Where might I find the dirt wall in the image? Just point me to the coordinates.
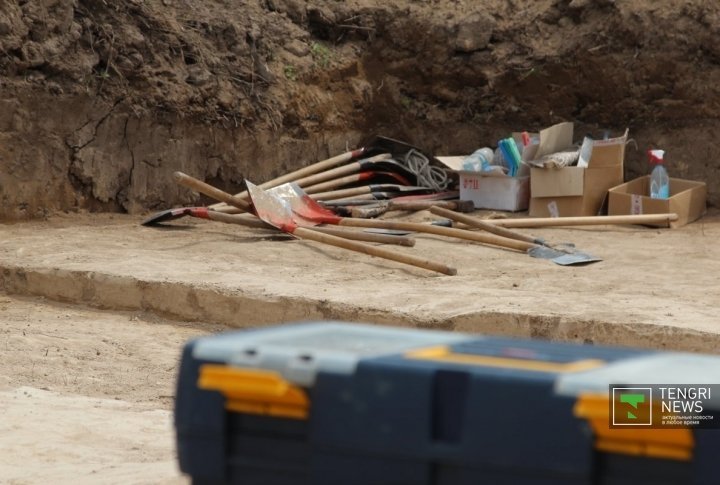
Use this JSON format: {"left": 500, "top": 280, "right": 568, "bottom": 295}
{"left": 1, "top": 0, "right": 719, "bottom": 219}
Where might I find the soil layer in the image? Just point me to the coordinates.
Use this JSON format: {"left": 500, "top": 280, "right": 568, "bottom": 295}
{"left": 2, "top": 1, "right": 720, "bottom": 219}
{"left": 2, "top": 211, "right": 719, "bottom": 353}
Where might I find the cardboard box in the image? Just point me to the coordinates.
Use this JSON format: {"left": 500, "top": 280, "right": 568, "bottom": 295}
{"left": 437, "top": 122, "right": 605, "bottom": 213}
{"left": 459, "top": 172, "right": 530, "bottom": 211}
{"left": 608, "top": 176, "right": 707, "bottom": 228}
{"left": 529, "top": 165, "right": 624, "bottom": 217}
{"left": 529, "top": 128, "right": 628, "bottom": 217}
{"left": 436, "top": 156, "right": 530, "bottom": 211}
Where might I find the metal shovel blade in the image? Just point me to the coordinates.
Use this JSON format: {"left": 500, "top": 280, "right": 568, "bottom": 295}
{"left": 245, "top": 181, "right": 297, "bottom": 234}
{"left": 141, "top": 207, "right": 204, "bottom": 225}
{"left": 370, "top": 160, "right": 419, "bottom": 184}
{"left": 269, "top": 182, "right": 341, "bottom": 224}
{"left": 527, "top": 246, "right": 603, "bottom": 266}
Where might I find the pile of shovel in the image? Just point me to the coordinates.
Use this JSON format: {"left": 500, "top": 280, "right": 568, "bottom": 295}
{"left": 206, "top": 136, "right": 457, "bottom": 213}
{"left": 142, "top": 140, "right": 681, "bottom": 276}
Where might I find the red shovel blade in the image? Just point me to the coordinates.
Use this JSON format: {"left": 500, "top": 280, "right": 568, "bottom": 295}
{"left": 362, "top": 171, "right": 412, "bottom": 187}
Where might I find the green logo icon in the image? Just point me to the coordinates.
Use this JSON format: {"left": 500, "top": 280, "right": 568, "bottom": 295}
{"left": 611, "top": 387, "right": 652, "bottom": 426}
{"left": 620, "top": 393, "right": 646, "bottom": 419}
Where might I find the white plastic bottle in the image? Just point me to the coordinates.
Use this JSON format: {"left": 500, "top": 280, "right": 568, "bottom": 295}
{"left": 462, "top": 147, "right": 494, "bottom": 172}
{"left": 648, "top": 149, "right": 670, "bottom": 199}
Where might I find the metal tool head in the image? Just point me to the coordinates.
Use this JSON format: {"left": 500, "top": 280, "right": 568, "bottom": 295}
{"left": 268, "top": 183, "right": 341, "bottom": 224}
{"left": 389, "top": 190, "right": 460, "bottom": 202}
{"left": 361, "top": 135, "right": 455, "bottom": 190}
{"left": 140, "top": 207, "right": 209, "bottom": 226}
{"left": 385, "top": 185, "right": 435, "bottom": 195}
{"left": 368, "top": 160, "right": 418, "bottom": 184}
{"left": 527, "top": 246, "right": 603, "bottom": 266}
{"left": 351, "top": 186, "right": 436, "bottom": 201}
{"left": 362, "top": 171, "right": 413, "bottom": 186}
{"left": 362, "top": 135, "right": 424, "bottom": 158}
{"left": 245, "top": 181, "right": 298, "bottom": 234}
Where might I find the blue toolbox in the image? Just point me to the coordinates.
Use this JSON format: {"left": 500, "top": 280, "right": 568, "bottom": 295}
{"left": 174, "top": 322, "right": 720, "bottom": 484}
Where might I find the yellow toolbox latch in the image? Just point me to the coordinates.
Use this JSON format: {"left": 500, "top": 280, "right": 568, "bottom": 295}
{"left": 574, "top": 393, "right": 694, "bottom": 461}
{"left": 198, "top": 365, "right": 309, "bottom": 420}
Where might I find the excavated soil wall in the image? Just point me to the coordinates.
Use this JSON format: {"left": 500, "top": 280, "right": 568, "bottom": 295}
{"left": 1, "top": 0, "right": 719, "bottom": 219}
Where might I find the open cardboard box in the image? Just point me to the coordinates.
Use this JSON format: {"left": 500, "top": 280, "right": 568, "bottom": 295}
{"left": 529, "top": 127, "right": 628, "bottom": 217}
{"left": 436, "top": 122, "right": 577, "bottom": 212}
{"left": 436, "top": 156, "right": 529, "bottom": 211}
{"left": 608, "top": 176, "right": 707, "bottom": 228}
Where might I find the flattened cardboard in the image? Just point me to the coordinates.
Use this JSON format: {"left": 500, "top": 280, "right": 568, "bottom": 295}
{"left": 608, "top": 176, "right": 707, "bottom": 228}
{"left": 535, "top": 122, "right": 574, "bottom": 159}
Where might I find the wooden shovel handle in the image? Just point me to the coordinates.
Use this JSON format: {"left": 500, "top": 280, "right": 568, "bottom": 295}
{"left": 351, "top": 202, "right": 391, "bottom": 219}
{"left": 174, "top": 172, "right": 251, "bottom": 212}
{"left": 209, "top": 148, "right": 365, "bottom": 208}
{"left": 352, "top": 200, "right": 468, "bottom": 219}
{"left": 206, "top": 211, "right": 414, "bottom": 246}
{"left": 193, "top": 186, "right": 374, "bottom": 215}
{"left": 292, "top": 154, "right": 391, "bottom": 188}
{"left": 293, "top": 227, "right": 456, "bottom": 276}
{"left": 310, "top": 226, "right": 415, "bottom": 247}
{"left": 391, "top": 200, "right": 462, "bottom": 212}
{"left": 429, "top": 206, "right": 538, "bottom": 244}
{"left": 303, "top": 173, "right": 367, "bottom": 194}
{"left": 338, "top": 218, "right": 535, "bottom": 252}
{"left": 310, "top": 186, "right": 373, "bottom": 201}
{"left": 293, "top": 161, "right": 361, "bottom": 189}
{"left": 205, "top": 211, "right": 270, "bottom": 229}
{"left": 487, "top": 213, "right": 680, "bottom": 228}
{"left": 173, "top": 175, "right": 415, "bottom": 248}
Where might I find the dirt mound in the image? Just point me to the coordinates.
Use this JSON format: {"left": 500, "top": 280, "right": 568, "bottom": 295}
{"left": 1, "top": 0, "right": 719, "bottom": 219}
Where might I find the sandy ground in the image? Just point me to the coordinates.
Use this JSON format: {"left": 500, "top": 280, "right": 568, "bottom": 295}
{"left": 0, "top": 294, "right": 225, "bottom": 484}
{"left": 1, "top": 211, "right": 720, "bottom": 352}
{"left": 1, "top": 210, "right": 719, "bottom": 483}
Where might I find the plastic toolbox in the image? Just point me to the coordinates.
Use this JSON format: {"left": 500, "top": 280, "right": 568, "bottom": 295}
{"left": 174, "top": 322, "right": 720, "bottom": 485}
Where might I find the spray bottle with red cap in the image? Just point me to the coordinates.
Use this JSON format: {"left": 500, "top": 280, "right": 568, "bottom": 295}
{"left": 648, "top": 149, "right": 670, "bottom": 199}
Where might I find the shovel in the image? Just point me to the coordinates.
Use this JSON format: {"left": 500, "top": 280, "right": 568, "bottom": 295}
{"left": 291, "top": 154, "right": 419, "bottom": 188}
{"left": 272, "top": 183, "right": 603, "bottom": 265}
{"left": 176, "top": 173, "right": 541, "bottom": 255}
{"left": 484, "top": 214, "right": 680, "bottom": 228}
{"left": 210, "top": 149, "right": 415, "bottom": 212}
{"left": 208, "top": 184, "right": 434, "bottom": 215}
{"left": 313, "top": 185, "right": 434, "bottom": 201}
{"left": 351, "top": 199, "right": 475, "bottom": 219}
{"left": 302, "top": 171, "right": 413, "bottom": 194}
{"left": 209, "top": 148, "right": 366, "bottom": 210}
{"left": 320, "top": 190, "right": 460, "bottom": 207}
{"left": 265, "top": 183, "right": 544, "bottom": 252}
{"left": 428, "top": 206, "right": 602, "bottom": 266}
{"left": 361, "top": 135, "right": 455, "bottom": 191}
{"left": 170, "top": 174, "right": 417, "bottom": 246}
{"left": 141, "top": 206, "right": 415, "bottom": 246}
{"left": 245, "top": 182, "right": 457, "bottom": 276}
{"left": 288, "top": 153, "right": 393, "bottom": 188}
{"left": 206, "top": 152, "right": 397, "bottom": 210}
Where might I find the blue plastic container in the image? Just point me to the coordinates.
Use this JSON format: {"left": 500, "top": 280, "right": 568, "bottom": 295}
{"left": 175, "top": 322, "right": 720, "bottom": 485}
